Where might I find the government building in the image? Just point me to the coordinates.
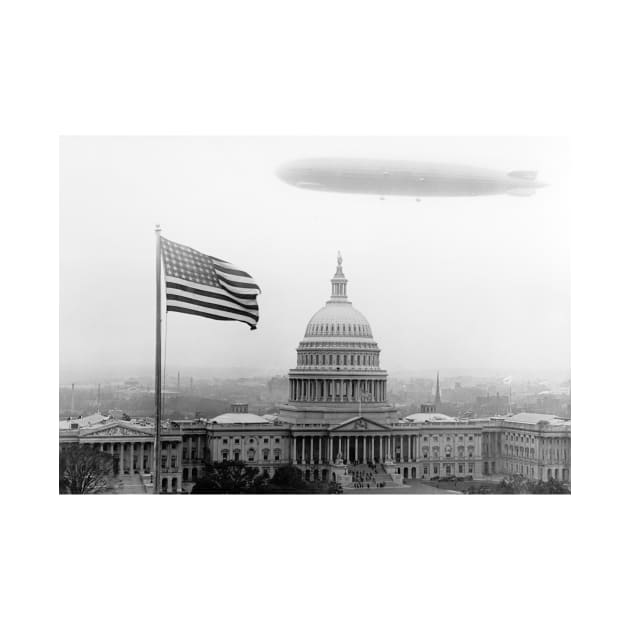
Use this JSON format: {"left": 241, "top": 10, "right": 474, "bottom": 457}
{"left": 59, "top": 255, "right": 571, "bottom": 493}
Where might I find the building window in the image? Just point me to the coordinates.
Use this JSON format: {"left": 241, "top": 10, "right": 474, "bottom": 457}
{"left": 423, "top": 466, "right": 428, "bottom": 475}
{"left": 458, "top": 464, "right": 464, "bottom": 473}
{"left": 423, "top": 437, "right": 428, "bottom": 442}
{"left": 433, "top": 465, "right": 438, "bottom": 474}
{"left": 263, "top": 449, "right": 270, "bottom": 461}
{"left": 275, "top": 438, "right": 280, "bottom": 444}
{"left": 274, "top": 449, "right": 281, "bottom": 461}
{"left": 468, "top": 464, "right": 473, "bottom": 474}
{"left": 222, "top": 450, "right": 228, "bottom": 461}
{"left": 234, "top": 439, "right": 240, "bottom": 444}
{"left": 247, "top": 449, "right": 255, "bottom": 462}
{"left": 223, "top": 439, "right": 228, "bottom": 445}
{"left": 264, "top": 438, "right": 269, "bottom": 443}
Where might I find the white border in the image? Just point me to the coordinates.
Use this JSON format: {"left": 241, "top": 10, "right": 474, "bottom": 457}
{"left": 3, "top": 1, "right": 628, "bottom": 629}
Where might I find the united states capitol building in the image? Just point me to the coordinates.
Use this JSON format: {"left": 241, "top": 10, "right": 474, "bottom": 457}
{"left": 59, "top": 255, "right": 571, "bottom": 493}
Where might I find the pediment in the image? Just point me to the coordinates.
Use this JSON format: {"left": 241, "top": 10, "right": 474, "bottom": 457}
{"left": 330, "top": 416, "right": 391, "bottom": 432}
{"left": 82, "top": 422, "right": 154, "bottom": 438}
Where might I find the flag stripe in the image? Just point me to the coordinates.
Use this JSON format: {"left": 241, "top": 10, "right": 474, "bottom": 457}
{"left": 215, "top": 269, "right": 261, "bottom": 287}
{"left": 166, "top": 301, "right": 258, "bottom": 327}
{"left": 165, "top": 280, "right": 258, "bottom": 308}
{"left": 212, "top": 261, "right": 255, "bottom": 279}
{"left": 167, "top": 305, "right": 257, "bottom": 328}
{"left": 218, "top": 282, "right": 261, "bottom": 300}
{"left": 164, "top": 276, "right": 258, "bottom": 306}
{"left": 166, "top": 291, "right": 259, "bottom": 320}
{"left": 216, "top": 274, "right": 261, "bottom": 291}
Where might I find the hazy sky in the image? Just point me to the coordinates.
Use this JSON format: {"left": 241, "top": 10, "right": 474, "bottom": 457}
{"left": 60, "top": 137, "right": 569, "bottom": 383}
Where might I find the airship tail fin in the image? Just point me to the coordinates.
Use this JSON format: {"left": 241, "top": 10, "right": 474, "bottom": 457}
{"left": 508, "top": 170, "right": 538, "bottom": 180}
{"left": 507, "top": 187, "right": 537, "bottom": 197}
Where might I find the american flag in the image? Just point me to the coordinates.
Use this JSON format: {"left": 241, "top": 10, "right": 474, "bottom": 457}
{"left": 161, "top": 237, "right": 261, "bottom": 330}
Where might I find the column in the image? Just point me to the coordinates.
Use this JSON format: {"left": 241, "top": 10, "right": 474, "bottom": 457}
{"left": 345, "top": 437, "right": 349, "bottom": 462}
{"left": 292, "top": 437, "right": 297, "bottom": 463}
{"left": 309, "top": 437, "right": 314, "bottom": 463}
{"left": 301, "top": 437, "right": 305, "bottom": 463}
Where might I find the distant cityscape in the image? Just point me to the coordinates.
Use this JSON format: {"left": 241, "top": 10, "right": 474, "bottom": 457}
{"left": 59, "top": 372, "right": 570, "bottom": 423}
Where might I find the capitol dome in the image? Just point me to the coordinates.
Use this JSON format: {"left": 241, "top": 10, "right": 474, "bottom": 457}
{"left": 279, "top": 253, "right": 397, "bottom": 426}
{"left": 304, "top": 302, "right": 373, "bottom": 340}
{"left": 294, "top": 252, "right": 382, "bottom": 370}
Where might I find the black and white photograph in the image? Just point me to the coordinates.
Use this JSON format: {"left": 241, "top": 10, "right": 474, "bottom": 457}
{"left": 6, "top": 2, "right": 628, "bottom": 629}
{"left": 59, "top": 136, "right": 570, "bottom": 495}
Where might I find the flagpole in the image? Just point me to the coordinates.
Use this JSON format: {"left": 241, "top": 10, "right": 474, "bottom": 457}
{"left": 154, "top": 224, "right": 162, "bottom": 494}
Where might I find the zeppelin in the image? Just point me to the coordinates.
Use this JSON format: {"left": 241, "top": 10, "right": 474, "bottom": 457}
{"left": 277, "top": 158, "right": 546, "bottom": 198}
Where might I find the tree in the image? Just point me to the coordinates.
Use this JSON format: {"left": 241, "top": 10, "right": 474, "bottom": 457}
{"left": 530, "top": 477, "right": 570, "bottom": 494}
{"left": 192, "top": 462, "right": 342, "bottom": 494}
{"left": 191, "top": 460, "right": 269, "bottom": 494}
{"left": 496, "top": 474, "right": 531, "bottom": 494}
{"left": 265, "top": 465, "right": 342, "bottom": 494}
{"left": 269, "top": 465, "right": 309, "bottom": 490}
{"left": 477, "top": 474, "right": 571, "bottom": 495}
{"left": 59, "top": 445, "right": 114, "bottom": 494}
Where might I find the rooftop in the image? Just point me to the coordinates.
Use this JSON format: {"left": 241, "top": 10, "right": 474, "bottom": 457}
{"left": 204, "top": 412, "right": 271, "bottom": 425}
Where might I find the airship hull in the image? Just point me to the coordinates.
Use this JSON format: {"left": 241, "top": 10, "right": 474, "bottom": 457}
{"left": 277, "top": 158, "right": 545, "bottom": 198}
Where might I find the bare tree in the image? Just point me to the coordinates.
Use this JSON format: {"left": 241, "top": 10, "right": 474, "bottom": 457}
{"left": 59, "top": 445, "right": 114, "bottom": 494}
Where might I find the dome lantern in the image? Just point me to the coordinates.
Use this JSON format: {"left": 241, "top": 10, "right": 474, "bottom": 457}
{"left": 329, "top": 250, "right": 348, "bottom": 302}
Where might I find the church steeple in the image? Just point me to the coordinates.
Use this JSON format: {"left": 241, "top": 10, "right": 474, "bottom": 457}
{"left": 329, "top": 251, "right": 349, "bottom": 302}
{"left": 434, "top": 371, "right": 441, "bottom": 405}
